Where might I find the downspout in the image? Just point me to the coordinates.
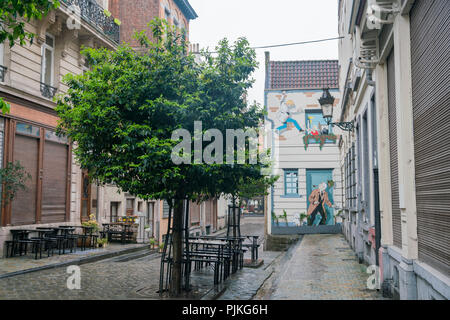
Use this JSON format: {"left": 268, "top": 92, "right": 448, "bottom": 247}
{"left": 264, "top": 51, "right": 275, "bottom": 229}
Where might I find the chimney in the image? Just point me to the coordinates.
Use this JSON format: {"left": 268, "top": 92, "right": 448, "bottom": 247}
{"left": 265, "top": 51, "right": 271, "bottom": 90}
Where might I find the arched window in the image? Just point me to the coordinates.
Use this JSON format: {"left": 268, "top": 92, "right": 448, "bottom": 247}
{"left": 162, "top": 0, "right": 171, "bottom": 23}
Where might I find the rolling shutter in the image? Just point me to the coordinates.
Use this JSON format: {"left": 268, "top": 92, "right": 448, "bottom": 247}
{"left": 11, "top": 134, "right": 38, "bottom": 225}
{"left": 41, "top": 141, "right": 68, "bottom": 223}
{"left": 410, "top": 0, "right": 450, "bottom": 274}
{"left": 387, "top": 49, "right": 402, "bottom": 249}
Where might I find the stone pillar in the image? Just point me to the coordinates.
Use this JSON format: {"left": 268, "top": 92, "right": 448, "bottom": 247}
{"left": 375, "top": 63, "right": 393, "bottom": 248}
{"left": 392, "top": 12, "right": 419, "bottom": 300}
{"left": 398, "top": 257, "right": 417, "bottom": 299}
{"left": 393, "top": 13, "right": 418, "bottom": 262}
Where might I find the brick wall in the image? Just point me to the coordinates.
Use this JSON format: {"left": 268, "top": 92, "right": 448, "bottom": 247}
{"left": 109, "top": 0, "right": 160, "bottom": 48}
{"left": 109, "top": 0, "right": 191, "bottom": 49}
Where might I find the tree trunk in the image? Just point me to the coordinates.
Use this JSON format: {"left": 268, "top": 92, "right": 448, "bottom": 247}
{"left": 169, "top": 198, "right": 184, "bottom": 296}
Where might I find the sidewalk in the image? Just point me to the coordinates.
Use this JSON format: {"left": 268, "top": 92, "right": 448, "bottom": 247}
{"left": 0, "top": 243, "right": 149, "bottom": 279}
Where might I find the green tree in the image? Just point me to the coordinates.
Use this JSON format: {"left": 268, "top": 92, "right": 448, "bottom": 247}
{"left": 56, "top": 18, "right": 270, "bottom": 296}
{"left": 0, "top": 0, "right": 60, "bottom": 113}
{"left": 0, "top": 161, "right": 31, "bottom": 205}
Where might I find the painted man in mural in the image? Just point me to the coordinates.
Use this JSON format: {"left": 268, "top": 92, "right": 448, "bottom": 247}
{"left": 307, "top": 182, "right": 333, "bottom": 226}
{"left": 276, "top": 91, "right": 304, "bottom": 134}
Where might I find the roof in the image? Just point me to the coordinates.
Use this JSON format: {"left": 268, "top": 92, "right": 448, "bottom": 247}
{"left": 174, "top": 0, "right": 198, "bottom": 20}
{"left": 267, "top": 60, "right": 339, "bottom": 90}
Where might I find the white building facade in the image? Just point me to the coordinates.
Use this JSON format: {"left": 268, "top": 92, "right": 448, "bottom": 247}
{"left": 338, "top": 0, "right": 449, "bottom": 299}
{"left": 264, "top": 53, "right": 343, "bottom": 236}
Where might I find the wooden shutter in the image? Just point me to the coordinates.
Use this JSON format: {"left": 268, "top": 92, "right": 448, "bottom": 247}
{"left": 387, "top": 49, "right": 402, "bottom": 249}
{"left": 11, "top": 134, "right": 39, "bottom": 225}
{"left": 41, "top": 141, "right": 68, "bottom": 223}
{"left": 410, "top": 0, "right": 450, "bottom": 274}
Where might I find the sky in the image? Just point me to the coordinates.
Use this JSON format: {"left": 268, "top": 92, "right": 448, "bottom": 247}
{"left": 188, "top": 0, "right": 340, "bottom": 106}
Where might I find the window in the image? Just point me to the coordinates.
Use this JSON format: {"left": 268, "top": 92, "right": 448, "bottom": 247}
{"left": 126, "top": 198, "right": 134, "bottom": 215}
{"left": 41, "top": 34, "right": 54, "bottom": 86}
{"left": 0, "top": 40, "right": 4, "bottom": 66}
{"left": 163, "top": 200, "right": 170, "bottom": 218}
{"left": 0, "top": 41, "right": 5, "bottom": 82}
{"left": 110, "top": 202, "right": 120, "bottom": 222}
{"left": 345, "top": 143, "right": 357, "bottom": 209}
{"left": 305, "top": 109, "right": 332, "bottom": 137}
{"left": 284, "top": 169, "right": 298, "bottom": 195}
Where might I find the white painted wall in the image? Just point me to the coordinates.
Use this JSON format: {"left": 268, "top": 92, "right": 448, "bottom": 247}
{"left": 265, "top": 89, "right": 343, "bottom": 227}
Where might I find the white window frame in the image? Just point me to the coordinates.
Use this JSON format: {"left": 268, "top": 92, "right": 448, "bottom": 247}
{"left": 40, "top": 33, "right": 55, "bottom": 86}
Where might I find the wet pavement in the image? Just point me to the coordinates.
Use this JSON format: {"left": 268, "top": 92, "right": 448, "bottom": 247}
{"left": 0, "top": 215, "right": 266, "bottom": 300}
{"left": 0, "top": 217, "right": 383, "bottom": 300}
{"left": 254, "top": 234, "right": 386, "bottom": 300}
{"left": 0, "top": 243, "right": 148, "bottom": 278}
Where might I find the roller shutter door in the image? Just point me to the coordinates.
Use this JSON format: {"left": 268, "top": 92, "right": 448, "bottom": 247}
{"left": 387, "top": 49, "right": 402, "bottom": 249}
{"left": 11, "top": 134, "right": 38, "bottom": 225}
{"left": 41, "top": 141, "right": 68, "bottom": 223}
{"left": 410, "top": 0, "right": 450, "bottom": 274}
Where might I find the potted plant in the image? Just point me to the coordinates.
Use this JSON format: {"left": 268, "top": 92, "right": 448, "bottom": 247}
{"left": 80, "top": 214, "right": 100, "bottom": 246}
{"left": 300, "top": 212, "right": 308, "bottom": 226}
{"left": 159, "top": 242, "right": 165, "bottom": 253}
{"left": 97, "top": 238, "right": 108, "bottom": 248}
{"left": 271, "top": 211, "right": 279, "bottom": 226}
{"left": 149, "top": 237, "right": 157, "bottom": 250}
{"left": 280, "top": 210, "right": 289, "bottom": 227}
{"left": 334, "top": 209, "right": 343, "bottom": 224}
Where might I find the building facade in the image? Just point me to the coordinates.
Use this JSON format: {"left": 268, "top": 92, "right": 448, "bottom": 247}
{"left": 338, "top": 0, "right": 449, "bottom": 299}
{"left": 0, "top": 0, "right": 120, "bottom": 257}
{"left": 264, "top": 52, "right": 343, "bottom": 236}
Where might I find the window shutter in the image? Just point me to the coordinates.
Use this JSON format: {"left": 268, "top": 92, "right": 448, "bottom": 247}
{"left": 410, "top": 0, "right": 450, "bottom": 274}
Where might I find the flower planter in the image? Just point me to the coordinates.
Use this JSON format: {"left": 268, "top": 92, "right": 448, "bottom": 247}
{"left": 78, "top": 236, "right": 92, "bottom": 247}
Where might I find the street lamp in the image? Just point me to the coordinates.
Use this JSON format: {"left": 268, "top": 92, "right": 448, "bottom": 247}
{"left": 318, "top": 88, "right": 354, "bottom": 132}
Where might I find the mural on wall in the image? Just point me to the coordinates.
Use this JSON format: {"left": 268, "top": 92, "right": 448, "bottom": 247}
{"left": 307, "top": 182, "right": 333, "bottom": 226}
{"left": 303, "top": 111, "right": 338, "bottom": 150}
{"left": 271, "top": 91, "right": 338, "bottom": 149}
{"left": 306, "top": 169, "right": 336, "bottom": 226}
{"left": 275, "top": 91, "right": 304, "bottom": 135}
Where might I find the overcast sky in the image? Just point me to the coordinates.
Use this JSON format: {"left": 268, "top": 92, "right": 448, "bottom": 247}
{"left": 188, "top": 0, "right": 339, "bottom": 106}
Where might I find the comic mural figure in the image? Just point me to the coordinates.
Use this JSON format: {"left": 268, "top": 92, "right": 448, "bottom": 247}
{"left": 276, "top": 91, "right": 304, "bottom": 134}
{"left": 307, "top": 182, "right": 333, "bottom": 226}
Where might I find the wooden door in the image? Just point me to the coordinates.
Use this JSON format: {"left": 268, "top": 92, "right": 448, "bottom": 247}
{"left": 80, "top": 170, "right": 91, "bottom": 222}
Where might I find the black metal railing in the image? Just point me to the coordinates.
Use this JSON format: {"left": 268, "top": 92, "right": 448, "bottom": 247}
{"left": 40, "top": 82, "right": 58, "bottom": 99}
{"left": 0, "top": 65, "right": 7, "bottom": 82}
{"left": 62, "top": 0, "right": 120, "bottom": 44}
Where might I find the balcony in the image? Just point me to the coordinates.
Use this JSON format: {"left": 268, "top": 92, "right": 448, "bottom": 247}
{"left": 61, "top": 0, "right": 120, "bottom": 44}
{"left": 40, "top": 82, "right": 58, "bottom": 99}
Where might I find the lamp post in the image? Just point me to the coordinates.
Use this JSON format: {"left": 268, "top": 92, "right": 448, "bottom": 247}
{"left": 318, "top": 88, "right": 354, "bottom": 132}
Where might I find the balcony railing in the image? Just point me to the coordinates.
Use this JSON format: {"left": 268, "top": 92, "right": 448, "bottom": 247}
{"left": 62, "top": 0, "right": 120, "bottom": 44}
{"left": 40, "top": 82, "right": 58, "bottom": 99}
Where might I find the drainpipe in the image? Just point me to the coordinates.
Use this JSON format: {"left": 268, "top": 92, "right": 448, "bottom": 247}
{"left": 367, "top": 68, "right": 376, "bottom": 87}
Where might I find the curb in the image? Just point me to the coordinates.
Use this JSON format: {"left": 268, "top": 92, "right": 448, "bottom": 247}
{"left": 0, "top": 245, "right": 151, "bottom": 280}
{"left": 200, "top": 284, "right": 227, "bottom": 300}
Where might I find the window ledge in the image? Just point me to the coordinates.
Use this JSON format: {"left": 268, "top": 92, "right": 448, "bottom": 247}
{"left": 280, "top": 194, "right": 303, "bottom": 199}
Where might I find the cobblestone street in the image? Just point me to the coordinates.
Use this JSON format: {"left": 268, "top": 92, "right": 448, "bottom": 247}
{"left": 254, "top": 234, "right": 386, "bottom": 300}
{"left": 0, "top": 215, "right": 267, "bottom": 300}
{"left": 0, "top": 217, "right": 387, "bottom": 300}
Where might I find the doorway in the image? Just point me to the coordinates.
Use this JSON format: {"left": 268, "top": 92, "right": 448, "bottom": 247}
{"left": 306, "top": 169, "right": 335, "bottom": 226}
